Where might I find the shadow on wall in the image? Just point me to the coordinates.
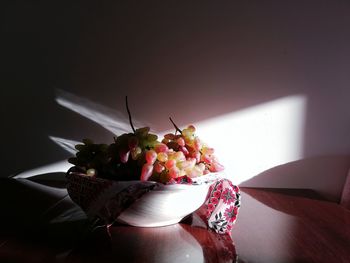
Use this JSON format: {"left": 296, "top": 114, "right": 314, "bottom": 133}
{"left": 240, "top": 155, "right": 350, "bottom": 202}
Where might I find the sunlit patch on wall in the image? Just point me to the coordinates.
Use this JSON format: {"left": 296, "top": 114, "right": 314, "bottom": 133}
{"left": 13, "top": 160, "right": 72, "bottom": 179}
{"left": 192, "top": 95, "right": 307, "bottom": 184}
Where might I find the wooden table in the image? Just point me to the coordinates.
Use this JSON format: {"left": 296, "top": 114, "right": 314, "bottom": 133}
{"left": 0, "top": 177, "right": 349, "bottom": 263}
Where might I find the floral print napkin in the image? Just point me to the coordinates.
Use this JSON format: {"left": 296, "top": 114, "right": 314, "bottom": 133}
{"left": 205, "top": 180, "right": 241, "bottom": 234}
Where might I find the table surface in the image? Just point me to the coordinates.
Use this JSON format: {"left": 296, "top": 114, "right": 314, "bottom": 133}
{"left": 0, "top": 176, "right": 349, "bottom": 263}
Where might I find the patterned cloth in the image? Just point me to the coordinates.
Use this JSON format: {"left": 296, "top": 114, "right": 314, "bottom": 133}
{"left": 205, "top": 180, "right": 241, "bottom": 234}
{"left": 66, "top": 171, "right": 157, "bottom": 224}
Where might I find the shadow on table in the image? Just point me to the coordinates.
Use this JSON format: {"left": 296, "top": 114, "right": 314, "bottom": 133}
{"left": 0, "top": 174, "right": 91, "bottom": 263}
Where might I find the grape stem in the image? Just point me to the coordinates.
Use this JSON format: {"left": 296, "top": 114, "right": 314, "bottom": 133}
{"left": 169, "top": 117, "right": 182, "bottom": 134}
{"left": 126, "top": 96, "right": 136, "bottom": 133}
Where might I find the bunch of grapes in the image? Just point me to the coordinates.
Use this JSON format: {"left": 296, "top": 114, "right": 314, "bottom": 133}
{"left": 69, "top": 127, "right": 159, "bottom": 181}
{"left": 140, "top": 121, "right": 224, "bottom": 184}
{"left": 68, "top": 97, "right": 224, "bottom": 184}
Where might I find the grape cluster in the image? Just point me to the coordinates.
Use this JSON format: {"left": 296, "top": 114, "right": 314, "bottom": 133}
{"left": 69, "top": 124, "right": 224, "bottom": 184}
{"left": 69, "top": 127, "right": 159, "bottom": 181}
{"left": 141, "top": 125, "right": 224, "bottom": 183}
{"left": 68, "top": 139, "right": 109, "bottom": 177}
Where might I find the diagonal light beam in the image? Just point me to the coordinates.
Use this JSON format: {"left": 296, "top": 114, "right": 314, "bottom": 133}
{"left": 49, "top": 136, "right": 80, "bottom": 155}
{"left": 55, "top": 89, "right": 149, "bottom": 135}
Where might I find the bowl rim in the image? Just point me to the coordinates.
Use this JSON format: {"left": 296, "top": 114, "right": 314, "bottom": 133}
{"left": 66, "top": 169, "right": 223, "bottom": 190}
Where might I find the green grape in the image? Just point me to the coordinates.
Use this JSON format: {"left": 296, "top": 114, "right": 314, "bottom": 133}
{"left": 149, "top": 171, "right": 161, "bottom": 182}
{"left": 145, "top": 133, "right": 158, "bottom": 142}
{"left": 159, "top": 170, "right": 172, "bottom": 183}
{"left": 75, "top": 144, "right": 85, "bottom": 151}
{"left": 86, "top": 168, "right": 97, "bottom": 177}
{"left": 131, "top": 147, "right": 142, "bottom": 160}
{"left": 135, "top": 127, "right": 150, "bottom": 137}
{"left": 157, "top": 152, "right": 168, "bottom": 162}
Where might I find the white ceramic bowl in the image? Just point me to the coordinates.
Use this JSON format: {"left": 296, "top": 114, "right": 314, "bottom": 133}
{"left": 114, "top": 173, "right": 222, "bottom": 227}
{"left": 67, "top": 171, "right": 221, "bottom": 227}
{"left": 116, "top": 182, "right": 212, "bottom": 227}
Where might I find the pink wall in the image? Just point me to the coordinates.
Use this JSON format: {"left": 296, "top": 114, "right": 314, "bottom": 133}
{"left": 2, "top": 1, "right": 350, "bottom": 200}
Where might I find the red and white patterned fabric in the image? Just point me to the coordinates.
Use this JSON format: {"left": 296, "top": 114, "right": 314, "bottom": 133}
{"left": 205, "top": 180, "right": 241, "bottom": 234}
{"left": 66, "top": 171, "right": 157, "bottom": 224}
